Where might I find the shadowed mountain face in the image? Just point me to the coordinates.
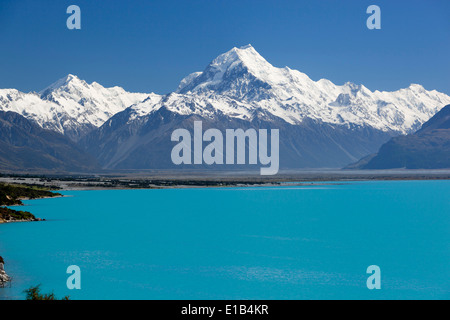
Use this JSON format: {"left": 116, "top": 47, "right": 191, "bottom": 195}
{"left": 80, "top": 106, "right": 394, "bottom": 170}
{"left": 349, "top": 105, "right": 450, "bottom": 169}
{"left": 0, "top": 111, "right": 99, "bottom": 172}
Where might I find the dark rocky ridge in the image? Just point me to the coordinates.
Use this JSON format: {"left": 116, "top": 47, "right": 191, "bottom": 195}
{"left": 348, "top": 105, "right": 450, "bottom": 169}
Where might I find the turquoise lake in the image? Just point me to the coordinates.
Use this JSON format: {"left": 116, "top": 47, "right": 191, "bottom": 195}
{"left": 0, "top": 180, "right": 449, "bottom": 299}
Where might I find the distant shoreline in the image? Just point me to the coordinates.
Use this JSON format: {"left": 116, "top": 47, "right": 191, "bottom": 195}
{"left": 1, "top": 170, "right": 450, "bottom": 191}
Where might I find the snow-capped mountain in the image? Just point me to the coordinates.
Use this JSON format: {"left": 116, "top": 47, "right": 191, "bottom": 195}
{"left": 79, "top": 45, "right": 450, "bottom": 170}
{"left": 0, "top": 75, "right": 148, "bottom": 141}
{"left": 173, "top": 44, "right": 449, "bottom": 134}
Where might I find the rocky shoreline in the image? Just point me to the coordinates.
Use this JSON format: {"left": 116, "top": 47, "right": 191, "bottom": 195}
{"left": 0, "top": 184, "right": 59, "bottom": 290}
{"left": 0, "top": 207, "right": 45, "bottom": 224}
{"left": 0, "top": 256, "right": 10, "bottom": 286}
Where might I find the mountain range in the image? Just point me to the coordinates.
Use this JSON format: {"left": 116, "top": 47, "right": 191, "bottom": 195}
{"left": 1, "top": 45, "right": 450, "bottom": 172}
{"left": 0, "top": 75, "right": 147, "bottom": 141}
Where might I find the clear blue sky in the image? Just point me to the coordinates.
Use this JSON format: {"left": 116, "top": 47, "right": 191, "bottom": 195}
{"left": 0, "top": 0, "right": 449, "bottom": 95}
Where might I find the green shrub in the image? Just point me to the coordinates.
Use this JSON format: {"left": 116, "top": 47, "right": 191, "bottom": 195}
{"left": 24, "top": 285, "right": 70, "bottom": 300}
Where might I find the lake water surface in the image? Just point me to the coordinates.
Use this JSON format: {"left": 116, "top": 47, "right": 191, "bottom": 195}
{"left": 0, "top": 180, "right": 449, "bottom": 299}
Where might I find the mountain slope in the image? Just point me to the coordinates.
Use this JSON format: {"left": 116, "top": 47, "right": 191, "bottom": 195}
{"left": 349, "top": 105, "right": 450, "bottom": 169}
{"left": 0, "top": 75, "right": 148, "bottom": 141}
{"left": 0, "top": 111, "right": 99, "bottom": 172}
{"left": 81, "top": 104, "right": 394, "bottom": 169}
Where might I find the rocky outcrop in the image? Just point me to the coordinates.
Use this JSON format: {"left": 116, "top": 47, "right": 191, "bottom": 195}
{"left": 0, "top": 256, "right": 11, "bottom": 285}
{"left": 0, "top": 207, "right": 41, "bottom": 223}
